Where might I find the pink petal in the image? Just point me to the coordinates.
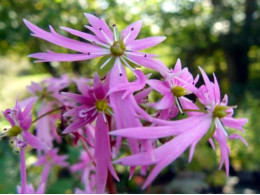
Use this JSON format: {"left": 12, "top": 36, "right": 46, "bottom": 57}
{"left": 93, "top": 73, "right": 106, "bottom": 99}
{"left": 221, "top": 117, "right": 247, "bottom": 132}
{"left": 173, "top": 58, "right": 182, "bottom": 72}
{"left": 60, "top": 26, "right": 100, "bottom": 43}
{"left": 108, "top": 70, "right": 146, "bottom": 98}
{"left": 110, "top": 115, "right": 209, "bottom": 139}
{"left": 121, "top": 20, "right": 142, "bottom": 44}
{"left": 62, "top": 92, "right": 94, "bottom": 106}
{"left": 213, "top": 73, "right": 221, "bottom": 103}
{"left": 198, "top": 67, "right": 215, "bottom": 102}
{"left": 95, "top": 114, "right": 119, "bottom": 193}
{"left": 29, "top": 51, "right": 104, "bottom": 62}
{"left": 153, "top": 95, "right": 174, "bottom": 110}
{"left": 84, "top": 13, "right": 113, "bottom": 43}
{"left": 127, "top": 36, "right": 166, "bottom": 51}
{"left": 229, "top": 134, "right": 248, "bottom": 146}
{"left": 127, "top": 54, "right": 168, "bottom": 77}
{"left": 24, "top": 19, "right": 106, "bottom": 54}
{"left": 146, "top": 79, "right": 170, "bottom": 95}
{"left": 63, "top": 120, "right": 89, "bottom": 134}
{"left": 134, "top": 87, "right": 152, "bottom": 104}
{"left": 23, "top": 131, "right": 49, "bottom": 150}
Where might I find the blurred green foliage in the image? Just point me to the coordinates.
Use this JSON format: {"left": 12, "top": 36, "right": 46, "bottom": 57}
{"left": 1, "top": 0, "right": 260, "bottom": 193}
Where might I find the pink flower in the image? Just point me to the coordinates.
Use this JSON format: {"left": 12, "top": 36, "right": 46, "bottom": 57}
{"left": 1, "top": 99, "right": 48, "bottom": 150}
{"left": 35, "top": 148, "right": 68, "bottom": 189}
{"left": 110, "top": 67, "right": 247, "bottom": 189}
{"left": 24, "top": 13, "right": 168, "bottom": 76}
{"left": 62, "top": 73, "right": 111, "bottom": 134}
{"left": 147, "top": 59, "right": 199, "bottom": 118}
{"left": 62, "top": 73, "right": 119, "bottom": 193}
{"left": 17, "top": 183, "right": 45, "bottom": 194}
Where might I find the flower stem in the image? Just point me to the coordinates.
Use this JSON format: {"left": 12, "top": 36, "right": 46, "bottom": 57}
{"left": 20, "top": 148, "right": 27, "bottom": 194}
{"left": 40, "top": 164, "right": 51, "bottom": 186}
{"left": 183, "top": 109, "right": 207, "bottom": 113}
{"left": 32, "top": 106, "right": 64, "bottom": 123}
{"left": 107, "top": 171, "right": 118, "bottom": 194}
{"left": 80, "top": 137, "right": 96, "bottom": 167}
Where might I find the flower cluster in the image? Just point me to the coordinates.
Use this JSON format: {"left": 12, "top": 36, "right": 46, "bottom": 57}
{"left": 0, "top": 13, "right": 247, "bottom": 194}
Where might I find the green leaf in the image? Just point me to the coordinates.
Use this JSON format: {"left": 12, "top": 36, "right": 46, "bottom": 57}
{"left": 200, "top": 118, "right": 216, "bottom": 143}
{"left": 97, "top": 56, "right": 115, "bottom": 78}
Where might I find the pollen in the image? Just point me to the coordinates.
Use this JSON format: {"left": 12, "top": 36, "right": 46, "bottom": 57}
{"left": 110, "top": 40, "right": 126, "bottom": 56}
{"left": 7, "top": 125, "right": 22, "bottom": 137}
{"left": 95, "top": 99, "right": 109, "bottom": 112}
{"left": 172, "top": 86, "right": 187, "bottom": 97}
{"left": 213, "top": 105, "right": 228, "bottom": 118}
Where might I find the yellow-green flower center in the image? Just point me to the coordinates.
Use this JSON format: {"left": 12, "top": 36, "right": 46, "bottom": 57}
{"left": 7, "top": 126, "right": 22, "bottom": 137}
{"left": 213, "top": 105, "right": 228, "bottom": 118}
{"left": 110, "top": 40, "right": 126, "bottom": 56}
{"left": 171, "top": 86, "right": 187, "bottom": 97}
{"left": 95, "top": 99, "right": 109, "bottom": 112}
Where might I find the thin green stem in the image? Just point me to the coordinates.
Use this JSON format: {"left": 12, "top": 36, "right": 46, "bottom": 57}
{"left": 183, "top": 109, "right": 207, "bottom": 113}
{"left": 32, "top": 106, "right": 64, "bottom": 123}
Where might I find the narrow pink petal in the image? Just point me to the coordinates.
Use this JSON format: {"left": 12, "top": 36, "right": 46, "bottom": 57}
{"left": 29, "top": 51, "right": 104, "bottom": 62}
{"left": 93, "top": 72, "right": 106, "bottom": 99}
{"left": 121, "top": 20, "right": 142, "bottom": 44}
{"left": 209, "top": 138, "right": 216, "bottom": 150}
{"left": 188, "top": 141, "right": 198, "bottom": 163}
{"left": 229, "top": 134, "right": 248, "bottom": 146}
{"left": 127, "top": 36, "right": 166, "bottom": 51}
{"left": 173, "top": 58, "right": 182, "bottom": 72}
{"left": 213, "top": 73, "right": 221, "bottom": 103}
{"left": 95, "top": 114, "right": 119, "bottom": 193}
{"left": 23, "top": 131, "right": 49, "bottom": 150}
{"left": 110, "top": 115, "right": 208, "bottom": 139}
{"left": 127, "top": 54, "right": 168, "bottom": 77}
{"left": 221, "top": 117, "right": 247, "bottom": 132}
{"left": 141, "top": 117, "right": 212, "bottom": 189}
{"left": 198, "top": 67, "right": 215, "bottom": 101}
{"left": 24, "top": 19, "right": 105, "bottom": 53}
{"left": 214, "top": 121, "right": 230, "bottom": 176}
{"left": 60, "top": 26, "right": 100, "bottom": 43}
{"left": 62, "top": 92, "right": 94, "bottom": 106}
{"left": 146, "top": 79, "right": 170, "bottom": 95}
{"left": 134, "top": 87, "right": 152, "bottom": 104}
{"left": 153, "top": 95, "right": 174, "bottom": 110}
{"left": 63, "top": 120, "right": 88, "bottom": 134}
{"left": 108, "top": 70, "right": 146, "bottom": 98}
{"left": 84, "top": 13, "right": 113, "bottom": 42}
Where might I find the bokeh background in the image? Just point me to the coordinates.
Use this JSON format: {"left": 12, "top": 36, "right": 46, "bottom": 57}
{"left": 1, "top": 0, "right": 260, "bottom": 193}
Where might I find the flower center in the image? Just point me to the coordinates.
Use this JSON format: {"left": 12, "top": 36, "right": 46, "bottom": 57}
{"left": 213, "top": 105, "right": 228, "bottom": 118}
{"left": 95, "top": 99, "right": 109, "bottom": 112}
{"left": 7, "top": 125, "right": 22, "bottom": 137}
{"left": 171, "top": 86, "right": 187, "bottom": 97}
{"left": 110, "top": 40, "right": 126, "bottom": 56}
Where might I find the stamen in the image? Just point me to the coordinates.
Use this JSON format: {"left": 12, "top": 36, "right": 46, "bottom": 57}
{"left": 90, "top": 51, "right": 111, "bottom": 55}
{"left": 144, "top": 54, "right": 147, "bottom": 57}
{"left": 79, "top": 107, "right": 95, "bottom": 118}
{"left": 117, "top": 61, "right": 122, "bottom": 76}
{"left": 99, "top": 28, "right": 113, "bottom": 45}
{"left": 122, "top": 55, "right": 141, "bottom": 67}
{"left": 123, "top": 30, "right": 133, "bottom": 43}
{"left": 102, "top": 112, "right": 107, "bottom": 123}
{"left": 91, "top": 110, "right": 97, "bottom": 117}
{"left": 175, "top": 97, "right": 184, "bottom": 115}
{"left": 120, "top": 57, "right": 134, "bottom": 72}
{"left": 91, "top": 41, "right": 110, "bottom": 49}
{"left": 107, "top": 109, "right": 114, "bottom": 116}
{"left": 100, "top": 56, "right": 112, "bottom": 69}
{"left": 112, "top": 24, "right": 117, "bottom": 41}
